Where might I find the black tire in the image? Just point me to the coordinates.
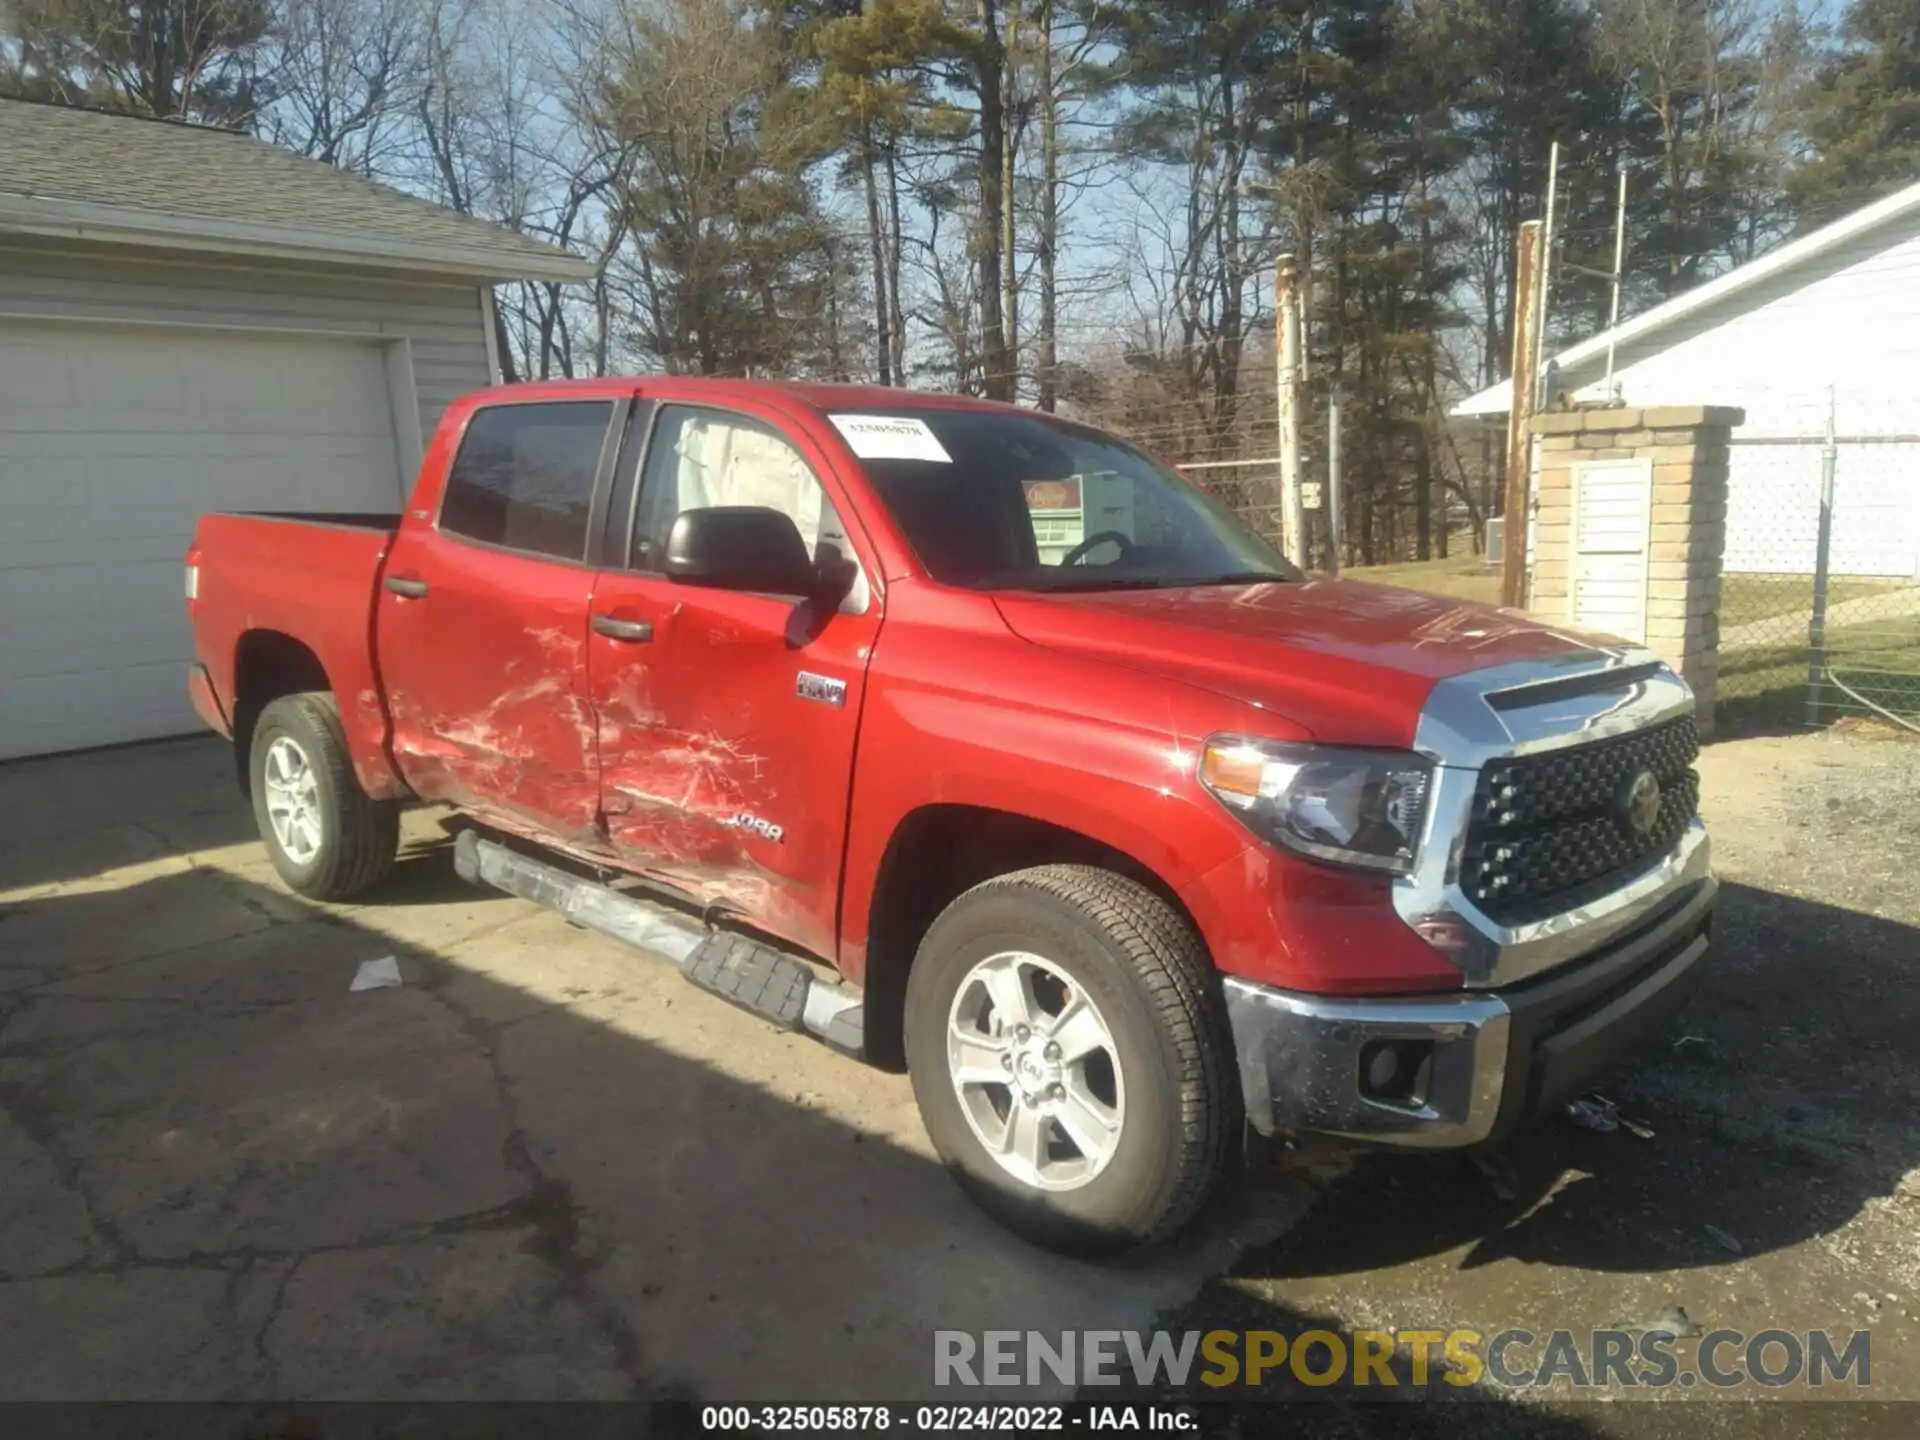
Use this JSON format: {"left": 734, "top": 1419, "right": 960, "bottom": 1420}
{"left": 249, "top": 691, "right": 399, "bottom": 901}
{"left": 904, "top": 864, "right": 1237, "bottom": 1257}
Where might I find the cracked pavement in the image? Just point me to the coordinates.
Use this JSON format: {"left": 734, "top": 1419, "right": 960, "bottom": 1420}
{"left": 4, "top": 730, "right": 1917, "bottom": 1422}
{"left": 0, "top": 737, "right": 1307, "bottom": 1403}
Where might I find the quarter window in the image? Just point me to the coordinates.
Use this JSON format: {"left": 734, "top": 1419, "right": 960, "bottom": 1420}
{"left": 440, "top": 401, "right": 614, "bottom": 560}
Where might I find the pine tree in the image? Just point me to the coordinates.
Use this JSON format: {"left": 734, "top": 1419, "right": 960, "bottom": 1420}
{"left": 799, "top": 0, "right": 964, "bottom": 385}
{"left": 1789, "top": 0, "right": 1920, "bottom": 223}
{"left": 2, "top": 0, "right": 271, "bottom": 124}
{"left": 599, "top": 0, "right": 849, "bottom": 377}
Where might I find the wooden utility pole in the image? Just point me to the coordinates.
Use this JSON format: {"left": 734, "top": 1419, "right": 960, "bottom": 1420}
{"left": 1326, "top": 382, "right": 1343, "bottom": 577}
{"left": 1501, "top": 221, "right": 1543, "bottom": 609}
{"left": 1276, "top": 253, "right": 1307, "bottom": 568}
{"left": 1036, "top": 0, "right": 1058, "bottom": 411}
{"left": 1002, "top": 5, "right": 1020, "bottom": 388}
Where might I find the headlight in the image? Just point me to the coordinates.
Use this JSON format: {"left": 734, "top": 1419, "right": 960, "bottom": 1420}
{"left": 1199, "top": 737, "right": 1433, "bottom": 875}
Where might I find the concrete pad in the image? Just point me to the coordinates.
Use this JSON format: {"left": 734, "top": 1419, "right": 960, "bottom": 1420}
{"left": 0, "top": 737, "right": 255, "bottom": 896}
{"left": 11, "top": 729, "right": 1910, "bottom": 1413}
{"left": 265, "top": 1234, "right": 634, "bottom": 1400}
{"left": 7, "top": 912, "right": 407, "bottom": 1064}
{"left": 0, "top": 867, "right": 297, "bottom": 981}
{"left": 421, "top": 912, "right": 607, "bottom": 1029}
{"left": 0, "top": 1110, "right": 98, "bottom": 1276}
{"left": 485, "top": 917, "right": 1307, "bottom": 1402}
{"left": 0, "top": 736, "right": 233, "bottom": 836}
{"left": 6, "top": 973, "right": 523, "bottom": 1260}
{"left": 0, "top": 1268, "right": 235, "bottom": 1399}
{"left": 0, "top": 824, "right": 180, "bottom": 900}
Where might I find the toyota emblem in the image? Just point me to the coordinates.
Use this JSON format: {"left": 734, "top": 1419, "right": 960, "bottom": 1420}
{"left": 1620, "top": 770, "right": 1663, "bottom": 838}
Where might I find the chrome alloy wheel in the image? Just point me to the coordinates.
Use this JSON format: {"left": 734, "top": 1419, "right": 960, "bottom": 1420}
{"left": 262, "top": 735, "right": 324, "bottom": 865}
{"left": 946, "top": 950, "right": 1127, "bottom": 1192}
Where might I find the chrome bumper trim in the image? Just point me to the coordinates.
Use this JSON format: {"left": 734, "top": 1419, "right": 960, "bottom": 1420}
{"left": 1397, "top": 648, "right": 1709, "bottom": 988}
{"left": 1224, "top": 978, "right": 1511, "bottom": 1146}
{"left": 1226, "top": 871, "right": 1716, "bottom": 1147}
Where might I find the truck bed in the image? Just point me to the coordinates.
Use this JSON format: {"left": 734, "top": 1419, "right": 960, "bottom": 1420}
{"left": 217, "top": 510, "right": 402, "bottom": 531}
{"left": 188, "top": 510, "right": 403, "bottom": 798}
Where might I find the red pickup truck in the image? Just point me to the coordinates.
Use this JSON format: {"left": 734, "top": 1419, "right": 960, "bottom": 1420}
{"left": 185, "top": 377, "right": 1714, "bottom": 1255}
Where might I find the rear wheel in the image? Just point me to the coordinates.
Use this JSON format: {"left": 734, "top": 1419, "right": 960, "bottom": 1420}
{"left": 904, "top": 864, "right": 1236, "bottom": 1257}
{"left": 249, "top": 692, "right": 399, "bottom": 900}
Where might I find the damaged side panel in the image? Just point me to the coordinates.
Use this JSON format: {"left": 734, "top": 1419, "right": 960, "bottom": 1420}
{"left": 587, "top": 576, "right": 882, "bottom": 968}
{"left": 377, "top": 534, "right": 603, "bottom": 842}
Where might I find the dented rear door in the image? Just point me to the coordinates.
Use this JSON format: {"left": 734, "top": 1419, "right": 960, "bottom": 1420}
{"left": 587, "top": 392, "right": 884, "bottom": 963}
{"left": 378, "top": 397, "right": 624, "bottom": 843}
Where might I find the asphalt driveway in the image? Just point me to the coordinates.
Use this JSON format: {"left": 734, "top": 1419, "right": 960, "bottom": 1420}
{"left": 2, "top": 727, "right": 1916, "bottom": 1426}
{"left": 0, "top": 736, "right": 1302, "bottom": 1403}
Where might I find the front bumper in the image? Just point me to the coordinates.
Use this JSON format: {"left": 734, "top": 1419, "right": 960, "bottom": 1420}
{"left": 1225, "top": 871, "right": 1716, "bottom": 1146}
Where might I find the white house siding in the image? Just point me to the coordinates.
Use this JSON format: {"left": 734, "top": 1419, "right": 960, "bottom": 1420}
{"left": 0, "top": 239, "right": 494, "bottom": 453}
{"left": 1716, "top": 441, "right": 1918, "bottom": 579}
{"left": 1577, "top": 219, "right": 1920, "bottom": 579}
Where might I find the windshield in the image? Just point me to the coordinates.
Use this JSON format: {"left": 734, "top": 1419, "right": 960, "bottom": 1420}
{"left": 828, "top": 407, "right": 1300, "bottom": 592}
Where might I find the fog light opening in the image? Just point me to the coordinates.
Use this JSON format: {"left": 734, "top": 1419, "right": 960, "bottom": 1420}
{"left": 1360, "top": 1039, "right": 1435, "bottom": 1107}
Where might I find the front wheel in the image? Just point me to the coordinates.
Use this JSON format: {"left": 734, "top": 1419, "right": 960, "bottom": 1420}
{"left": 904, "top": 865, "right": 1237, "bottom": 1257}
{"left": 249, "top": 692, "right": 399, "bottom": 900}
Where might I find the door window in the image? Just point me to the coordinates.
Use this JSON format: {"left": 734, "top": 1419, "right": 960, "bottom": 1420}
{"left": 440, "top": 400, "right": 615, "bottom": 561}
{"left": 634, "top": 406, "right": 856, "bottom": 572}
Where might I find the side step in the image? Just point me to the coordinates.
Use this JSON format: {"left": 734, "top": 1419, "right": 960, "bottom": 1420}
{"left": 453, "top": 831, "right": 864, "bottom": 1057}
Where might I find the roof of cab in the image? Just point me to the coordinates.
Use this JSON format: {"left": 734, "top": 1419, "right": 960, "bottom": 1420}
{"left": 461, "top": 376, "right": 1029, "bottom": 415}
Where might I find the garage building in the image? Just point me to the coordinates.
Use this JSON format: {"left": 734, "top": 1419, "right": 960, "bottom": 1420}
{"left": 0, "top": 98, "right": 590, "bottom": 760}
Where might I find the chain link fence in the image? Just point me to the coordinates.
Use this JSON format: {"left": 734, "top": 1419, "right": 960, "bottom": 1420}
{"left": 1718, "top": 405, "right": 1920, "bottom": 733}
{"left": 1112, "top": 401, "right": 1918, "bottom": 736}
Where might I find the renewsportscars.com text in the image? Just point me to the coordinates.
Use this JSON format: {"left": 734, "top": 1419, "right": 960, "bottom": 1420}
{"left": 934, "top": 1327, "right": 1872, "bottom": 1392}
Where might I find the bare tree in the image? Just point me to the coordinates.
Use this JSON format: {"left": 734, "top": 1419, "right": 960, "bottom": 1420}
{"left": 259, "top": 0, "right": 427, "bottom": 173}
{"left": 1593, "top": 0, "right": 1771, "bottom": 293}
{"left": 1028, "top": 0, "right": 1116, "bottom": 412}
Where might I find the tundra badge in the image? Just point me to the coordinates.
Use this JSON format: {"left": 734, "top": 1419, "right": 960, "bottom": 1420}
{"left": 796, "top": 671, "right": 847, "bottom": 707}
{"left": 723, "top": 813, "right": 785, "bottom": 844}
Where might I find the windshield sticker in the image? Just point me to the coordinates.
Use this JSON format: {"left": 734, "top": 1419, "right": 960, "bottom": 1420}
{"left": 830, "top": 414, "right": 953, "bottom": 463}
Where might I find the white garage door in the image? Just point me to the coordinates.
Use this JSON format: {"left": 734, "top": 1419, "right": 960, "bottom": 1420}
{"left": 0, "top": 322, "right": 405, "bottom": 760}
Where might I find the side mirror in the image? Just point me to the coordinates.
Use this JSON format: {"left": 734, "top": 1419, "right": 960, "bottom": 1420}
{"left": 663, "top": 506, "right": 826, "bottom": 600}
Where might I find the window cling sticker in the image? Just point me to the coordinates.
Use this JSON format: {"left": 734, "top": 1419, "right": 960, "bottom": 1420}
{"left": 829, "top": 414, "right": 953, "bottom": 464}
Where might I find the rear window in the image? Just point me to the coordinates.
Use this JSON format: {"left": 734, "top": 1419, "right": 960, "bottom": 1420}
{"left": 439, "top": 401, "right": 614, "bottom": 560}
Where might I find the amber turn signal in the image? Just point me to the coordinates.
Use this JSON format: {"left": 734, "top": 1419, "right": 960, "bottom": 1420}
{"left": 1199, "top": 743, "right": 1267, "bottom": 807}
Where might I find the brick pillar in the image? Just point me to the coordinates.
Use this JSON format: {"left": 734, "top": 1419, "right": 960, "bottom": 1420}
{"left": 1528, "top": 404, "right": 1743, "bottom": 738}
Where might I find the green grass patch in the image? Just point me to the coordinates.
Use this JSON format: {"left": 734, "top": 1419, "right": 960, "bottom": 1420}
{"left": 1718, "top": 573, "right": 1905, "bottom": 630}
{"left": 1718, "top": 613, "right": 1920, "bottom": 732}
{"left": 1341, "top": 557, "right": 1920, "bottom": 732}
{"left": 1343, "top": 553, "right": 1501, "bottom": 604}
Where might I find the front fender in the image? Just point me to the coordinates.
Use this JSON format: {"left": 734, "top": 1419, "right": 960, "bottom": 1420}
{"left": 835, "top": 627, "right": 1250, "bottom": 982}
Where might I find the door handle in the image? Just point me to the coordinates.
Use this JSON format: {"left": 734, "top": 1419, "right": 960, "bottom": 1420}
{"left": 384, "top": 575, "right": 429, "bottom": 598}
{"left": 592, "top": 614, "right": 653, "bottom": 643}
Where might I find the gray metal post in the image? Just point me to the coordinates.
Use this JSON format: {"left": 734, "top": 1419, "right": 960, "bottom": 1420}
{"left": 1602, "top": 165, "right": 1628, "bottom": 400}
{"left": 1806, "top": 392, "right": 1838, "bottom": 726}
{"left": 1534, "top": 141, "right": 1559, "bottom": 410}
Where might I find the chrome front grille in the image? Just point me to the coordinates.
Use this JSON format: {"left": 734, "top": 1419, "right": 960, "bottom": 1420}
{"left": 1460, "top": 715, "right": 1701, "bottom": 923}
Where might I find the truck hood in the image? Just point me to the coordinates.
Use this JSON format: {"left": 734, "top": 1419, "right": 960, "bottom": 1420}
{"left": 992, "top": 578, "right": 1625, "bottom": 748}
